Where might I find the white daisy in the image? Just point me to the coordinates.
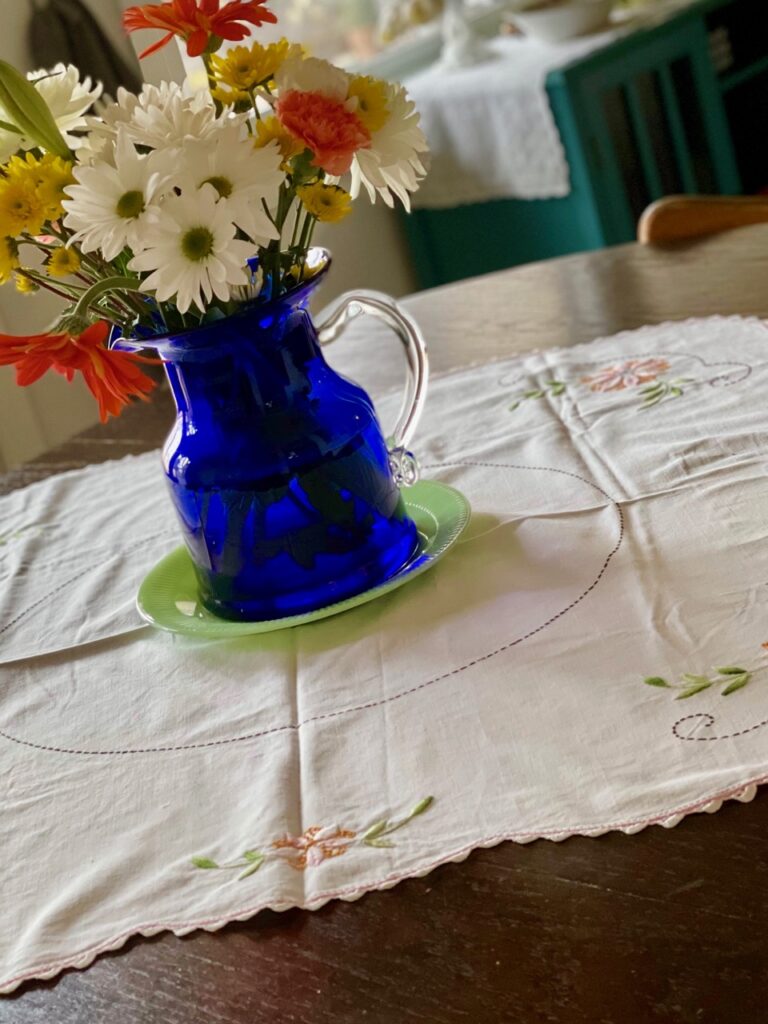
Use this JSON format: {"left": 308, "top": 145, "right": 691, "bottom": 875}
{"left": 75, "top": 86, "right": 140, "bottom": 166}
{"left": 350, "top": 82, "right": 428, "bottom": 211}
{"left": 28, "top": 63, "right": 102, "bottom": 146}
{"left": 62, "top": 131, "right": 173, "bottom": 261}
{"left": 128, "top": 185, "right": 256, "bottom": 315}
{"left": 126, "top": 82, "right": 219, "bottom": 152}
{"left": 175, "top": 124, "right": 282, "bottom": 246}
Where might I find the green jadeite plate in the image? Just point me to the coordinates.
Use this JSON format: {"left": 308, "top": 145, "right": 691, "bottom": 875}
{"left": 136, "top": 480, "right": 471, "bottom": 637}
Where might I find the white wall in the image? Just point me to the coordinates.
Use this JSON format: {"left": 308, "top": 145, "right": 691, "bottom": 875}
{"left": 0, "top": 0, "right": 136, "bottom": 470}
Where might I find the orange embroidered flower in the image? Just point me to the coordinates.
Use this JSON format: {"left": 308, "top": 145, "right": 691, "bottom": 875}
{"left": 582, "top": 358, "right": 670, "bottom": 393}
{"left": 123, "top": 0, "right": 277, "bottom": 59}
{"left": 0, "top": 321, "right": 158, "bottom": 422}
{"left": 272, "top": 825, "right": 356, "bottom": 870}
{"left": 276, "top": 91, "right": 370, "bottom": 176}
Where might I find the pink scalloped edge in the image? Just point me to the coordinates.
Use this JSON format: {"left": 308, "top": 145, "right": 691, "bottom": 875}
{"left": 2, "top": 774, "right": 764, "bottom": 996}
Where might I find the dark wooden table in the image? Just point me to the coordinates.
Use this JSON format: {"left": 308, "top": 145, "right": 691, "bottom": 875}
{"left": 4, "top": 227, "right": 768, "bottom": 1024}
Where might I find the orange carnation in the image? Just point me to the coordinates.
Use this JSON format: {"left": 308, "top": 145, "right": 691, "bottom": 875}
{"left": 276, "top": 90, "right": 370, "bottom": 177}
{"left": 123, "top": 0, "right": 277, "bottom": 59}
{"left": 0, "top": 321, "right": 158, "bottom": 422}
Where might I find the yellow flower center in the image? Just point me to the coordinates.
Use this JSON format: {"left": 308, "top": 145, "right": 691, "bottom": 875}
{"left": 116, "top": 190, "right": 145, "bottom": 220}
{"left": 48, "top": 246, "right": 81, "bottom": 278}
{"left": 181, "top": 226, "right": 215, "bottom": 262}
{"left": 203, "top": 176, "right": 234, "bottom": 199}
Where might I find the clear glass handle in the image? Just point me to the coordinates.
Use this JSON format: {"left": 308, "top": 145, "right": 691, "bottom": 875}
{"left": 316, "top": 289, "right": 429, "bottom": 486}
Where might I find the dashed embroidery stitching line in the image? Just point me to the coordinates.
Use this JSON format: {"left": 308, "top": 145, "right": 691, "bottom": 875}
{"left": 0, "top": 528, "right": 178, "bottom": 638}
{"left": 0, "top": 461, "right": 624, "bottom": 757}
{"left": 674, "top": 713, "right": 768, "bottom": 742}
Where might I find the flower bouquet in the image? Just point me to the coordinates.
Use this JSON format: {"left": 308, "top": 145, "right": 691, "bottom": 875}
{"left": 0, "top": 0, "right": 428, "bottom": 419}
{"left": 0, "top": 0, "right": 434, "bottom": 622}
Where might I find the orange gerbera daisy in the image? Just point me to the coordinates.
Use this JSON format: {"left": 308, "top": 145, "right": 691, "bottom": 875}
{"left": 276, "top": 90, "right": 370, "bottom": 176}
{"left": 123, "top": 0, "right": 277, "bottom": 59}
{"left": 0, "top": 321, "right": 158, "bottom": 422}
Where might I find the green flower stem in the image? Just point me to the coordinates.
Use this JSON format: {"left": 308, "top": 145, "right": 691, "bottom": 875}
{"left": 15, "top": 268, "right": 78, "bottom": 303}
{"left": 72, "top": 275, "right": 145, "bottom": 321}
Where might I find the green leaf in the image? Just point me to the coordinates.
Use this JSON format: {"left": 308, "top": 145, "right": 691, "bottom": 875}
{"left": 524, "top": 390, "right": 545, "bottom": 399}
{"left": 722, "top": 673, "right": 750, "bottom": 696}
{"left": 675, "top": 683, "right": 712, "bottom": 699}
{"left": 365, "top": 838, "right": 394, "bottom": 848}
{"left": 362, "top": 820, "right": 389, "bottom": 842}
{"left": 0, "top": 118, "right": 21, "bottom": 135}
{"left": 644, "top": 676, "right": 670, "bottom": 688}
{"left": 548, "top": 383, "right": 566, "bottom": 396}
{"left": 0, "top": 61, "right": 70, "bottom": 158}
{"left": 238, "top": 859, "right": 264, "bottom": 880}
{"left": 641, "top": 392, "right": 666, "bottom": 408}
{"left": 683, "top": 674, "right": 711, "bottom": 684}
{"left": 640, "top": 383, "right": 664, "bottom": 395}
{"left": 243, "top": 850, "right": 263, "bottom": 862}
{"left": 192, "top": 857, "right": 219, "bottom": 870}
{"left": 410, "top": 796, "right": 434, "bottom": 816}
{"left": 547, "top": 379, "right": 565, "bottom": 386}
{"left": 716, "top": 666, "right": 748, "bottom": 675}
{"left": 509, "top": 402, "right": 520, "bottom": 411}
{"left": 669, "top": 387, "right": 683, "bottom": 398}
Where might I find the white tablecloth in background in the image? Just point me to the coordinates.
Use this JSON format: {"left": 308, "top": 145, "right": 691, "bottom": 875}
{"left": 3, "top": 317, "right": 768, "bottom": 991}
{"left": 405, "top": 30, "right": 617, "bottom": 207}
{"left": 405, "top": 0, "right": 696, "bottom": 208}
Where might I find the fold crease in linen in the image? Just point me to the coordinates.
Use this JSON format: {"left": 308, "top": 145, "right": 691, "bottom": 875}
{"left": 3, "top": 316, "right": 768, "bottom": 992}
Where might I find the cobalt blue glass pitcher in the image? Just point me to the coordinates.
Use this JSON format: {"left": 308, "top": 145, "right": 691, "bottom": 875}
{"left": 143, "top": 250, "right": 429, "bottom": 621}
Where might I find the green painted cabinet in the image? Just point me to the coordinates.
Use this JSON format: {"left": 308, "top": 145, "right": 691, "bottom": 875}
{"left": 403, "top": 0, "right": 767, "bottom": 288}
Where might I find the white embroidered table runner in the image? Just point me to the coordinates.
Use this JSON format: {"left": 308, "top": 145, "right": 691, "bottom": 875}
{"left": 3, "top": 316, "right": 768, "bottom": 992}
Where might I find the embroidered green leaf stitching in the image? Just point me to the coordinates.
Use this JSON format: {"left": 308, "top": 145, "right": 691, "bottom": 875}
{"left": 191, "top": 796, "right": 434, "bottom": 879}
{"left": 509, "top": 380, "right": 566, "bottom": 411}
{"left": 643, "top": 663, "right": 755, "bottom": 700}
{"left": 639, "top": 378, "right": 693, "bottom": 408}
{"left": 192, "top": 857, "right": 219, "bottom": 869}
{"left": 0, "top": 523, "right": 42, "bottom": 548}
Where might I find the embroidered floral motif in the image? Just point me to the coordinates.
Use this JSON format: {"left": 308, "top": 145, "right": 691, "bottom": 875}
{"left": 272, "top": 825, "right": 356, "bottom": 870}
{"left": 192, "top": 796, "right": 434, "bottom": 879}
{"left": 643, "top": 650, "right": 768, "bottom": 700}
{"left": 507, "top": 355, "right": 707, "bottom": 413}
{"left": 582, "top": 358, "right": 670, "bottom": 392}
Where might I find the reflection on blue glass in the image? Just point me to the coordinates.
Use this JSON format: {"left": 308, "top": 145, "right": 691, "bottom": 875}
{"left": 146, "top": 269, "right": 419, "bottom": 621}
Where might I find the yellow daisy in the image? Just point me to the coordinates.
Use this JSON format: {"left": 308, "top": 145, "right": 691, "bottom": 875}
{"left": 297, "top": 183, "right": 353, "bottom": 223}
{"left": 0, "top": 236, "right": 19, "bottom": 284}
{"left": 14, "top": 271, "right": 38, "bottom": 294}
{"left": 37, "top": 158, "right": 76, "bottom": 221}
{"left": 7, "top": 152, "right": 76, "bottom": 220}
{"left": 46, "top": 245, "right": 81, "bottom": 278}
{"left": 347, "top": 76, "right": 391, "bottom": 134}
{"left": 0, "top": 178, "right": 47, "bottom": 237}
{"left": 212, "top": 39, "right": 303, "bottom": 94}
{"left": 254, "top": 115, "right": 304, "bottom": 164}
{"left": 211, "top": 85, "right": 250, "bottom": 107}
